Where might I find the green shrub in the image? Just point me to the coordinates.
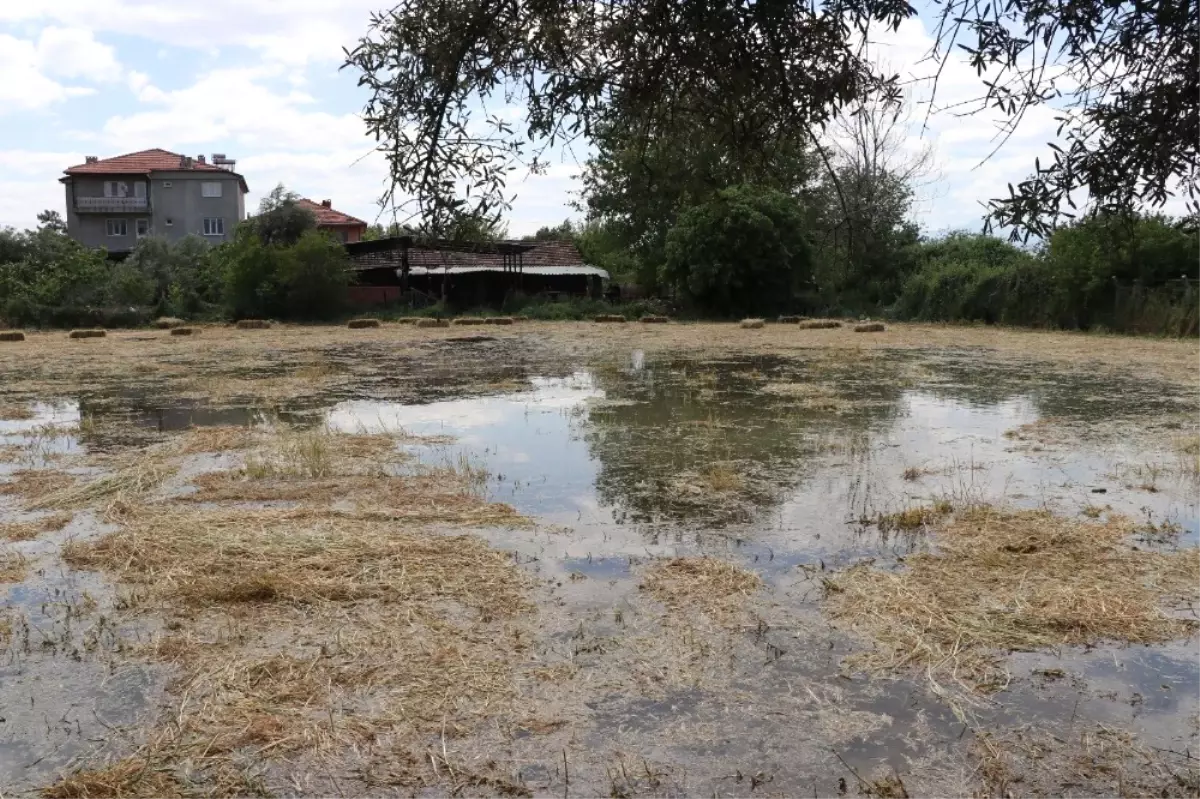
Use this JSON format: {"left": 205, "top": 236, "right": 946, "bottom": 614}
{"left": 662, "top": 185, "right": 812, "bottom": 317}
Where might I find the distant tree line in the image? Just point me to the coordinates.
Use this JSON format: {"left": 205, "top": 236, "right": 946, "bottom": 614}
{"left": 0, "top": 185, "right": 351, "bottom": 328}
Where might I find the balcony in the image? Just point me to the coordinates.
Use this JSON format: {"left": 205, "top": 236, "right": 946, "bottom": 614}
{"left": 75, "top": 196, "right": 148, "bottom": 213}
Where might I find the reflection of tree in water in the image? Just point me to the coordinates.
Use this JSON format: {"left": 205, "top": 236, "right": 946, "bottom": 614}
{"left": 912, "top": 355, "right": 1193, "bottom": 424}
{"left": 581, "top": 354, "right": 907, "bottom": 526}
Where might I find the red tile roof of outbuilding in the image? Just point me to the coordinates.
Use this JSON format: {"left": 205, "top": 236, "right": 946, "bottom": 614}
{"left": 296, "top": 198, "right": 367, "bottom": 228}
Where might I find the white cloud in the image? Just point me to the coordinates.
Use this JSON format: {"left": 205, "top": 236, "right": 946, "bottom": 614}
{"left": 36, "top": 26, "right": 122, "bottom": 82}
{"left": 0, "top": 33, "right": 95, "bottom": 112}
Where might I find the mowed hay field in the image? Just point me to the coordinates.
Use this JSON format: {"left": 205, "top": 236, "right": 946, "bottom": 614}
{"left": 0, "top": 319, "right": 1196, "bottom": 797}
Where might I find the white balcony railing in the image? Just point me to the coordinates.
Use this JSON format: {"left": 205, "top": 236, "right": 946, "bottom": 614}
{"left": 76, "top": 196, "right": 148, "bottom": 213}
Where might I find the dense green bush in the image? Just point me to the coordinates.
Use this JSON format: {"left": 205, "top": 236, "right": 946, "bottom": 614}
{"left": 218, "top": 229, "right": 350, "bottom": 321}
{"left": 0, "top": 227, "right": 116, "bottom": 327}
{"left": 662, "top": 185, "right": 812, "bottom": 316}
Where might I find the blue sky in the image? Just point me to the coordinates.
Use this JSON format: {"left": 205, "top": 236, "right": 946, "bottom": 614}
{"left": 0, "top": 2, "right": 1167, "bottom": 237}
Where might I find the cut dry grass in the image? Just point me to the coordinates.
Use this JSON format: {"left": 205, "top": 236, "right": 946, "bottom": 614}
{"left": 68, "top": 329, "right": 106, "bottom": 339}
{"left": 639, "top": 315, "right": 670, "bottom": 324}
{"left": 854, "top": 322, "right": 886, "bottom": 333}
{"left": 64, "top": 505, "right": 531, "bottom": 608}
{"left": 27, "top": 460, "right": 176, "bottom": 511}
{"left": 1, "top": 512, "right": 72, "bottom": 541}
{"left": 0, "top": 401, "right": 35, "bottom": 420}
{"left": 739, "top": 318, "right": 765, "bottom": 329}
{"left": 347, "top": 317, "right": 381, "bottom": 329}
{"left": 235, "top": 319, "right": 270, "bottom": 330}
{"left": 825, "top": 506, "right": 1200, "bottom": 695}
{"left": 485, "top": 316, "right": 515, "bottom": 325}
{"left": 0, "top": 330, "right": 26, "bottom": 342}
{"left": 176, "top": 425, "right": 262, "bottom": 454}
{"left": 0, "top": 469, "right": 77, "bottom": 501}
{"left": 642, "top": 557, "right": 762, "bottom": 618}
{"left": 0, "top": 551, "right": 28, "bottom": 582}
{"left": 40, "top": 757, "right": 183, "bottom": 799}
{"left": 798, "top": 319, "right": 842, "bottom": 330}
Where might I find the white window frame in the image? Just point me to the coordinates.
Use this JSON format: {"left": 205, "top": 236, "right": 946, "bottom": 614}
{"left": 201, "top": 181, "right": 223, "bottom": 198}
{"left": 106, "top": 219, "right": 128, "bottom": 237}
{"left": 135, "top": 219, "right": 150, "bottom": 238}
{"left": 202, "top": 218, "right": 224, "bottom": 237}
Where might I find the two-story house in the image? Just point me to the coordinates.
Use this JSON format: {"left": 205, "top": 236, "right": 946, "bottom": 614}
{"left": 60, "top": 149, "right": 249, "bottom": 252}
{"left": 295, "top": 198, "right": 368, "bottom": 243}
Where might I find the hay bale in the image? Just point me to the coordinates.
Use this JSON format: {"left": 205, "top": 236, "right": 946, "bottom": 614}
{"left": 485, "top": 317, "right": 515, "bottom": 326}
{"left": 169, "top": 326, "right": 198, "bottom": 336}
{"left": 68, "top": 329, "right": 106, "bottom": 339}
{"left": 453, "top": 318, "right": 486, "bottom": 326}
{"left": 593, "top": 314, "right": 627, "bottom": 323}
{"left": 740, "top": 318, "right": 765, "bottom": 329}
{"left": 854, "top": 322, "right": 886, "bottom": 333}
{"left": 0, "top": 331, "right": 25, "bottom": 342}
{"left": 153, "top": 316, "right": 185, "bottom": 329}
{"left": 347, "top": 318, "right": 382, "bottom": 329}
{"left": 393, "top": 318, "right": 418, "bottom": 325}
{"left": 415, "top": 318, "right": 449, "bottom": 328}
{"left": 778, "top": 315, "right": 806, "bottom": 324}
{"left": 797, "top": 319, "right": 842, "bottom": 330}
{"left": 639, "top": 315, "right": 670, "bottom": 324}
{"left": 236, "top": 319, "right": 270, "bottom": 330}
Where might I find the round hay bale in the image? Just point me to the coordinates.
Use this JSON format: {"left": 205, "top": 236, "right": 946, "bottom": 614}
{"left": 486, "top": 317, "right": 515, "bottom": 326}
{"left": 347, "top": 318, "right": 382, "bottom": 329}
{"left": 798, "top": 319, "right": 842, "bottom": 330}
{"left": 639, "top": 315, "right": 670, "bottom": 324}
{"left": 853, "top": 322, "right": 886, "bottom": 333}
{"left": 415, "top": 318, "right": 450, "bottom": 328}
{"left": 153, "top": 316, "right": 185, "bottom": 329}
{"left": 453, "top": 318, "right": 486, "bottom": 326}
{"left": 0, "top": 330, "right": 25, "bottom": 342}
{"left": 236, "top": 319, "right": 271, "bottom": 330}
{"left": 170, "top": 326, "right": 198, "bottom": 336}
{"left": 740, "top": 318, "right": 765, "bottom": 329}
{"left": 68, "top": 329, "right": 106, "bottom": 339}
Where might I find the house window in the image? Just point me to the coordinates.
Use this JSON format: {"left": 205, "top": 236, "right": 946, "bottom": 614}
{"left": 106, "top": 219, "right": 127, "bottom": 237}
{"left": 136, "top": 219, "right": 150, "bottom": 238}
{"left": 202, "top": 218, "right": 224, "bottom": 236}
{"left": 104, "top": 181, "right": 128, "bottom": 198}
{"left": 134, "top": 182, "right": 146, "bottom": 199}
{"left": 165, "top": 218, "right": 173, "bottom": 227}
{"left": 201, "top": 181, "right": 223, "bottom": 198}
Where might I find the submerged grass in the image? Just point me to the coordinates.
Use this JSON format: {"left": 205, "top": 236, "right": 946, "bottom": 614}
{"left": 642, "top": 557, "right": 762, "bottom": 618}
{"left": 825, "top": 506, "right": 1200, "bottom": 696}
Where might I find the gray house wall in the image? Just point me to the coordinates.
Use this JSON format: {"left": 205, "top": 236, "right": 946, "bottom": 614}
{"left": 64, "top": 171, "right": 245, "bottom": 252}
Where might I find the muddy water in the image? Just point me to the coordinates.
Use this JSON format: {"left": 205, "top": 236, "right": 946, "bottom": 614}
{"left": 2, "top": 344, "right": 1197, "bottom": 794}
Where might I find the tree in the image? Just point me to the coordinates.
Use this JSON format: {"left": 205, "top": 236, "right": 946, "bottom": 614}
{"left": 662, "top": 185, "right": 812, "bottom": 316}
{"left": 125, "top": 235, "right": 222, "bottom": 316}
{"left": 278, "top": 231, "right": 352, "bottom": 319}
{"left": 250, "top": 185, "right": 317, "bottom": 246}
{"left": 344, "top": 0, "right": 1195, "bottom": 239}
{"left": 344, "top": 0, "right": 906, "bottom": 235}
{"left": 580, "top": 108, "right": 821, "bottom": 291}
{"left": 36, "top": 210, "right": 66, "bottom": 233}
{"left": 810, "top": 99, "right": 933, "bottom": 305}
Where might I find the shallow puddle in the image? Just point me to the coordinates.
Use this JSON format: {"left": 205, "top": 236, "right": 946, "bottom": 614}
{"left": 2, "top": 339, "right": 1197, "bottom": 795}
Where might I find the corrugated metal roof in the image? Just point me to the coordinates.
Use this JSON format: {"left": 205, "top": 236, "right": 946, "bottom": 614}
{"left": 349, "top": 238, "right": 589, "bottom": 271}
{"left": 407, "top": 264, "right": 609, "bottom": 278}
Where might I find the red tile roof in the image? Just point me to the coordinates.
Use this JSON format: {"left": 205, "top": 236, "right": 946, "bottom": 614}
{"left": 350, "top": 238, "right": 587, "bottom": 270}
{"left": 297, "top": 198, "right": 367, "bottom": 228}
{"left": 63, "top": 148, "right": 248, "bottom": 191}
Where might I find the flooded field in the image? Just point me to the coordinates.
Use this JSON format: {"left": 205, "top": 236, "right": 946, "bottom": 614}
{"left": 1, "top": 321, "right": 1197, "bottom": 797}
